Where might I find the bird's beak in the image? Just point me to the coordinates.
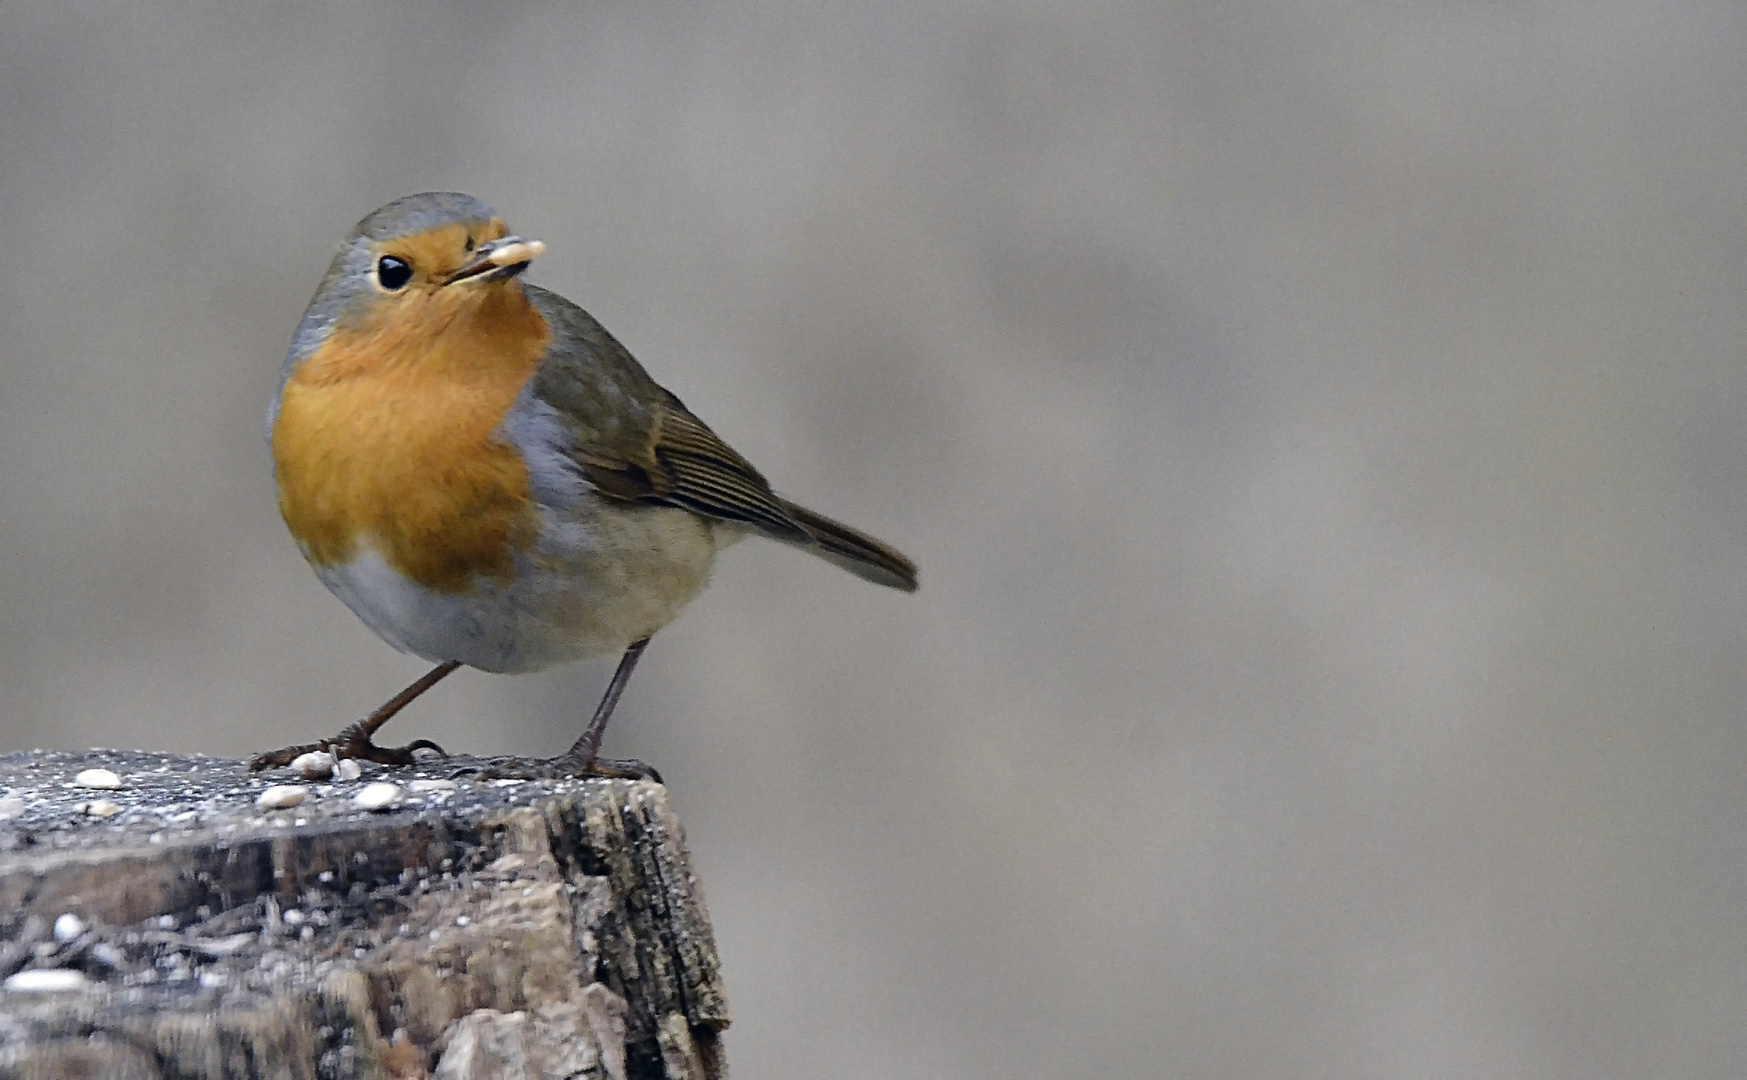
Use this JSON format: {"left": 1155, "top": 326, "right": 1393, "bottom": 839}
{"left": 446, "top": 236, "right": 545, "bottom": 285}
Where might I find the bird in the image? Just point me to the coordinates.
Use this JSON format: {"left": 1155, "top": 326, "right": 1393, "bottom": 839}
{"left": 251, "top": 192, "right": 917, "bottom": 780}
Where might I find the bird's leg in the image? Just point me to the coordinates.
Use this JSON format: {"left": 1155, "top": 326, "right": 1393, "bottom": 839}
{"left": 250, "top": 661, "right": 461, "bottom": 771}
{"left": 464, "top": 638, "right": 662, "bottom": 782}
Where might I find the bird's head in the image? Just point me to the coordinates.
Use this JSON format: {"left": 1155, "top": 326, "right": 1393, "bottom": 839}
{"left": 289, "top": 192, "right": 546, "bottom": 370}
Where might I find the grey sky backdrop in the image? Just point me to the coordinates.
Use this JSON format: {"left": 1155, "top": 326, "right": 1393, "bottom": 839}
{"left": 3, "top": 3, "right": 1746, "bottom": 1077}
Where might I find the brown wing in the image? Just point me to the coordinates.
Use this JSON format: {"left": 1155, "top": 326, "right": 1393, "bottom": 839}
{"left": 524, "top": 285, "right": 808, "bottom": 542}
{"left": 577, "top": 396, "right": 811, "bottom": 542}
{"left": 525, "top": 285, "right": 917, "bottom": 590}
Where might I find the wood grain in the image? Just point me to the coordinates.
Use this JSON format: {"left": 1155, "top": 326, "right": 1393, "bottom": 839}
{"left": 0, "top": 750, "right": 727, "bottom": 1080}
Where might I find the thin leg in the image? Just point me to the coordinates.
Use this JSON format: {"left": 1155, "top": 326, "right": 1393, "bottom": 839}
{"left": 464, "top": 638, "right": 662, "bottom": 782}
{"left": 250, "top": 661, "right": 461, "bottom": 771}
{"left": 565, "top": 637, "right": 649, "bottom": 765}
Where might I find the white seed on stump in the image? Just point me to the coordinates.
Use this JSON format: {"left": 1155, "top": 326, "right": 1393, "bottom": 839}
{"left": 352, "top": 782, "right": 402, "bottom": 811}
{"left": 4, "top": 970, "right": 88, "bottom": 993}
{"left": 290, "top": 752, "right": 335, "bottom": 780}
{"left": 256, "top": 785, "right": 307, "bottom": 810}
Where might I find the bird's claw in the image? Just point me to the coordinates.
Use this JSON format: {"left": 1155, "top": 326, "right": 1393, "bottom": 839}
{"left": 249, "top": 723, "right": 447, "bottom": 772}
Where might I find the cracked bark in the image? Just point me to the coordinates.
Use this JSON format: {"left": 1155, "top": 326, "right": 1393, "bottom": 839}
{"left": 0, "top": 750, "right": 728, "bottom": 1080}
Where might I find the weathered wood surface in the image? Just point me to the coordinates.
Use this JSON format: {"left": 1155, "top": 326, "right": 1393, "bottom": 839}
{"left": 0, "top": 750, "right": 728, "bottom": 1080}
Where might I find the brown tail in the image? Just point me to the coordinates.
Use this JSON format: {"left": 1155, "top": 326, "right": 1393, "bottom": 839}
{"left": 779, "top": 499, "right": 919, "bottom": 592}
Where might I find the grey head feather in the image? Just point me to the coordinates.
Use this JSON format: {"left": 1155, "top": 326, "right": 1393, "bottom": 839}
{"left": 266, "top": 193, "right": 501, "bottom": 440}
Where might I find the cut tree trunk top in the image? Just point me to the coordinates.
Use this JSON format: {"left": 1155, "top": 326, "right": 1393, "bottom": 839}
{"left": 0, "top": 749, "right": 728, "bottom": 1080}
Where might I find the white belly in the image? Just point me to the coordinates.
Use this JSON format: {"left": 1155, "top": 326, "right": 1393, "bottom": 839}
{"left": 313, "top": 502, "right": 720, "bottom": 673}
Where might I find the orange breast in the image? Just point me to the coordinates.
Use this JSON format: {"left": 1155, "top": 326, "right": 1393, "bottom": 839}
{"left": 272, "top": 283, "right": 552, "bottom": 593}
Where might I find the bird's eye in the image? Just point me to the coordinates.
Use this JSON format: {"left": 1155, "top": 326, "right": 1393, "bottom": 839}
{"left": 376, "top": 256, "right": 413, "bottom": 291}
{"left": 463, "top": 236, "right": 476, "bottom": 253}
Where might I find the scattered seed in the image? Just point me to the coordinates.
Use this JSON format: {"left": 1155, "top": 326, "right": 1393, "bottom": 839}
{"left": 73, "top": 769, "right": 123, "bottom": 790}
{"left": 352, "top": 782, "right": 402, "bottom": 811}
{"left": 52, "top": 914, "right": 84, "bottom": 943}
{"left": 256, "top": 785, "right": 307, "bottom": 810}
{"left": 4, "top": 970, "right": 88, "bottom": 993}
{"left": 291, "top": 752, "right": 335, "bottom": 780}
{"left": 192, "top": 933, "right": 255, "bottom": 957}
{"left": 335, "top": 758, "right": 363, "bottom": 782}
{"left": 78, "top": 800, "right": 122, "bottom": 818}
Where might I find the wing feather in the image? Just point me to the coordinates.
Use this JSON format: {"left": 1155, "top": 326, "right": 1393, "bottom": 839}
{"left": 524, "top": 285, "right": 913, "bottom": 589}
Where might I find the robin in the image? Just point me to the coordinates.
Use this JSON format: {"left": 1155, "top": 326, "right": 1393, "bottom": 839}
{"left": 252, "top": 192, "right": 917, "bottom": 780}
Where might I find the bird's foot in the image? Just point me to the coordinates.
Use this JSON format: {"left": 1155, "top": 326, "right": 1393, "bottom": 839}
{"left": 249, "top": 721, "right": 447, "bottom": 772}
{"left": 451, "top": 753, "right": 662, "bottom": 784}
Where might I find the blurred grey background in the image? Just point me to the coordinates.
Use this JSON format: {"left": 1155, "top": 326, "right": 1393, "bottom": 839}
{"left": 3, "top": 2, "right": 1745, "bottom": 1076}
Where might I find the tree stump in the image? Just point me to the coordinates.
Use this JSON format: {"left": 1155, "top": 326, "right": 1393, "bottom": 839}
{"left": 0, "top": 749, "right": 729, "bottom": 1080}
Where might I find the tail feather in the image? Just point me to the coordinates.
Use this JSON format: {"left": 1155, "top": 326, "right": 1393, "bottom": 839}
{"left": 779, "top": 499, "right": 919, "bottom": 592}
